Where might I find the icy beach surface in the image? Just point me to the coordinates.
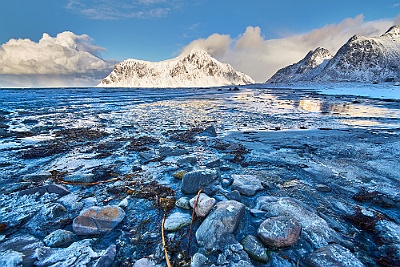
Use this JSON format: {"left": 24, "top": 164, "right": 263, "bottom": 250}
{"left": 0, "top": 85, "right": 399, "bottom": 266}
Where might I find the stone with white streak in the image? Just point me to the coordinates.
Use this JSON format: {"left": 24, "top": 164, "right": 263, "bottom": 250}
{"left": 196, "top": 200, "right": 245, "bottom": 250}
{"left": 189, "top": 193, "right": 216, "bottom": 217}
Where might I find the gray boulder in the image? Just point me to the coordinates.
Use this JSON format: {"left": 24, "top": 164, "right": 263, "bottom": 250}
{"left": 0, "top": 234, "right": 44, "bottom": 266}
{"left": 164, "top": 212, "right": 192, "bottom": 231}
{"left": 94, "top": 244, "right": 116, "bottom": 267}
{"left": 258, "top": 216, "right": 301, "bottom": 248}
{"left": 255, "top": 197, "right": 342, "bottom": 248}
{"left": 231, "top": 175, "right": 263, "bottom": 196}
{"left": 176, "top": 197, "right": 191, "bottom": 210}
{"left": 43, "top": 229, "right": 75, "bottom": 248}
{"left": 196, "top": 200, "right": 245, "bottom": 250}
{"left": 72, "top": 206, "right": 125, "bottom": 235}
{"left": 35, "top": 239, "right": 98, "bottom": 266}
{"left": 181, "top": 169, "right": 220, "bottom": 195}
{"left": 304, "top": 244, "right": 366, "bottom": 267}
{"left": 190, "top": 253, "right": 208, "bottom": 267}
{"left": 240, "top": 235, "right": 269, "bottom": 263}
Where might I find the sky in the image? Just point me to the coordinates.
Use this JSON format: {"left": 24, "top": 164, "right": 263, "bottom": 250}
{"left": 0, "top": 0, "right": 400, "bottom": 87}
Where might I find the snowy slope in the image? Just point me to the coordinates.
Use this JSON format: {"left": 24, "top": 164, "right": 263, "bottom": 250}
{"left": 97, "top": 49, "right": 255, "bottom": 88}
{"left": 317, "top": 26, "right": 400, "bottom": 82}
{"left": 267, "top": 47, "right": 332, "bottom": 83}
{"left": 267, "top": 26, "right": 400, "bottom": 83}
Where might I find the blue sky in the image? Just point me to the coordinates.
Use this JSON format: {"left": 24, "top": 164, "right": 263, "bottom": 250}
{"left": 0, "top": 0, "right": 399, "bottom": 86}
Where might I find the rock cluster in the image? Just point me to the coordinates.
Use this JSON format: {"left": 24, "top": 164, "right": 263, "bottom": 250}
{"left": 1, "top": 119, "right": 395, "bottom": 267}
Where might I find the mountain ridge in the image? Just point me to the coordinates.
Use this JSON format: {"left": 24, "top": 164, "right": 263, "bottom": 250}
{"left": 98, "top": 49, "right": 255, "bottom": 88}
{"left": 267, "top": 26, "right": 400, "bottom": 84}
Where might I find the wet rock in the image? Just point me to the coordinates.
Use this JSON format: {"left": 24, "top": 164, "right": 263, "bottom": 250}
{"left": 82, "top": 196, "right": 98, "bottom": 209}
{"left": 164, "top": 212, "right": 192, "bottom": 231}
{"left": 43, "top": 229, "right": 75, "bottom": 248}
{"left": 22, "top": 202, "right": 68, "bottom": 237}
{"left": 0, "top": 250, "right": 24, "bottom": 266}
{"left": 227, "top": 190, "right": 242, "bottom": 202}
{"left": 138, "top": 151, "right": 158, "bottom": 162}
{"left": 58, "top": 193, "right": 84, "bottom": 212}
{"left": 304, "top": 244, "right": 366, "bottom": 267}
{"left": 94, "top": 244, "right": 116, "bottom": 267}
{"left": 220, "top": 165, "right": 233, "bottom": 171}
{"left": 256, "top": 197, "right": 342, "bottom": 248}
{"left": 231, "top": 175, "right": 263, "bottom": 196}
{"left": 191, "top": 253, "right": 208, "bottom": 267}
{"left": 72, "top": 206, "right": 125, "bottom": 235}
{"left": 205, "top": 158, "right": 221, "bottom": 168}
{"left": 250, "top": 209, "right": 267, "bottom": 219}
{"left": 177, "top": 155, "right": 197, "bottom": 165}
{"left": 189, "top": 193, "right": 216, "bottom": 217}
{"left": 258, "top": 216, "right": 301, "bottom": 248}
{"left": 35, "top": 239, "right": 98, "bottom": 266}
{"left": 134, "top": 258, "right": 158, "bottom": 267}
{"left": 176, "top": 197, "right": 191, "bottom": 210}
{"left": 240, "top": 235, "right": 269, "bottom": 263}
{"left": 353, "top": 189, "right": 396, "bottom": 208}
{"left": 181, "top": 169, "right": 220, "bottom": 195}
{"left": 346, "top": 206, "right": 386, "bottom": 231}
{"left": 216, "top": 243, "right": 253, "bottom": 266}
{"left": 62, "top": 174, "right": 95, "bottom": 184}
{"left": 200, "top": 126, "right": 217, "bottom": 137}
{"left": 18, "top": 184, "right": 70, "bottom": 197}
{"left": 374, "top": 220, "right": 400, "bottom": 266}
{"left": 0, "top": 193, "right": 47, "bottom": 234}
{"left": 222, "top": 178, "right": 232, "bottom": 188}
{"left": 159, "top": 145, "right": 189, "bottom": 157}
{"left": 315, "top": 184, "right": 332, "bottom": 192}
{"left": 118, "top": 197, "right": 130, "bottom": 209}
{"left": 0, "top": 128, "right": 12, "bottom": 138}
{"left": 196, "top": 200, "right": 245, "bottom": 250}
{"left": 0, "top": 234, "right": 44, "bottom": 266}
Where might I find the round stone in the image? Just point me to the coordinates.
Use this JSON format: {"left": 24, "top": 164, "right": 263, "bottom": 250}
{"left": 258, "top": 216, "right": 301, "bottom": 248}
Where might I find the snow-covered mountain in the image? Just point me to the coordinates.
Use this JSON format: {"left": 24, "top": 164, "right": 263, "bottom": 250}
{"left": 267, "top": 26, "right": 400, "bottom": 83}
{"left": 98, "top": 49, "right": 255, "bottom": 88}
{"left": 267, "top": 47, "right": 332, "bottom": 83}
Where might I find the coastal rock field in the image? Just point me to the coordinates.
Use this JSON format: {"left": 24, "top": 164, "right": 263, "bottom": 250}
{"left": 0, "top": 86, "right": 399, "bottom": 266}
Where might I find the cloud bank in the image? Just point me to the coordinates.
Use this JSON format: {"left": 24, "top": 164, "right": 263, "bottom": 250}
{"left": 182, "top": 14, "right": 398, "bottom": 82}
{"left": 66, "top": 0, "right": 182, "bottom": 20}
{"left": 0, "top": 31, "right": 114, "bottom": 87}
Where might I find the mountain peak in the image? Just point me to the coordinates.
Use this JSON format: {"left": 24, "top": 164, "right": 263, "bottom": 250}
{"left": 267, "top": 25, "right": 400, "bottom": 84}
{"left": 98, "top": 48, "right": 254, "bottom": 88}
{"left": 266, "top": 47, "right": 332, "bottom": 83}
{"left": 382, "top": 25, "right": 400, "bottom": 38}
{"left": 315, "top": 25, "right": 400, "bottom": 82}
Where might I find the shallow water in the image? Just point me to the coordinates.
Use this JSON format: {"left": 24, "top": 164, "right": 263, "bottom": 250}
{"left": 0, "top": 87, "right": 399, "bottom": 180}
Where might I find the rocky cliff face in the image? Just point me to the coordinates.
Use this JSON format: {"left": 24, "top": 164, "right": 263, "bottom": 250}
{"left": 267, "top": 47, "right": 332, "bottom": 83}
{"left": 267, "top": 26, "right": 400, "bottom": 83}
{"left": 98, "top": 49, "right": 255, "bottom": 88}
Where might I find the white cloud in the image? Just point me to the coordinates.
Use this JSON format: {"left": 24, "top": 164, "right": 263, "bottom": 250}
{"left": 181, "top": 33, "right": 232, "bottom": 58}
{"left": 66, "top": 0, "right": 181, "bottom": 20}
{"left": 0, "top": 31, "right": 114, "bottom": 87}
{"left": 182, "top": 14, "right": 397, "bottom": 82}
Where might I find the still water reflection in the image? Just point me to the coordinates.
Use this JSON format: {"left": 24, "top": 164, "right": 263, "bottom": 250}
{"left": 0, "top": 87, "right": 399, "bottom": 137}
